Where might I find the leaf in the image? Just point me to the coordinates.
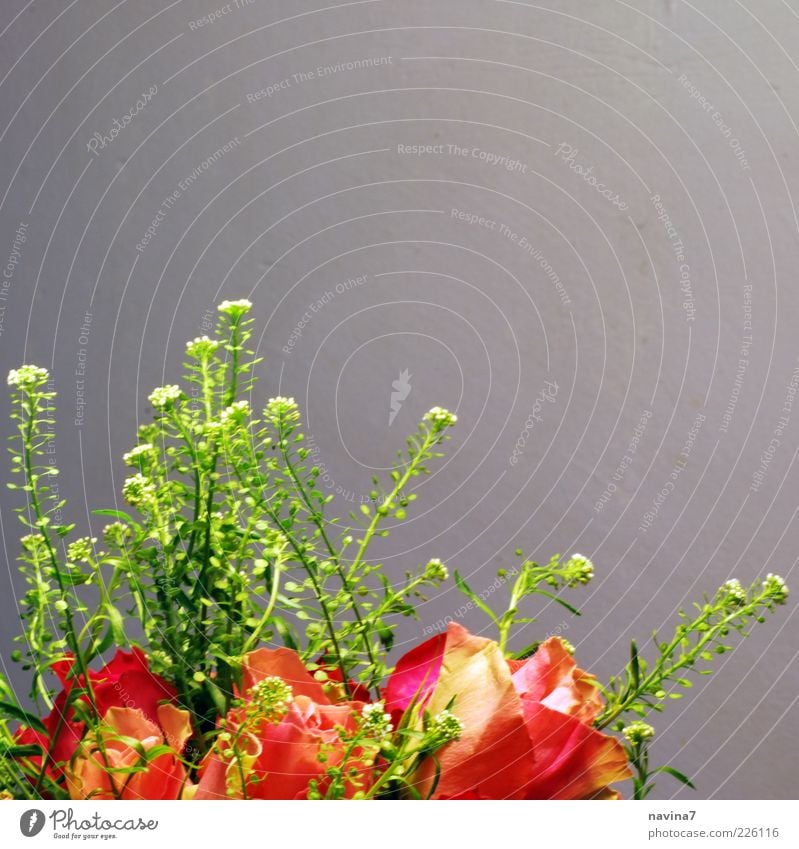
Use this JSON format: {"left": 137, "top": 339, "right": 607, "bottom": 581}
{"left": 510, "top": 641, "right": 541, "bottom": 661}
{"left": 453, "top": 571, "right": 499, "bottom": 624}
{"left": 377, "top": 624, "right": 394, "bottom": 652}
{"left": 93, "top": 508, "right": 137, "bottom": 524}
{"left": 107, "top": 606, "right": 126, "bottom": 644}
{"left": 3, "top": 743, "right": 43, "bottom": 759}
{"left": 0, "top": 702, "right": 47, "bottom": 735}
{"left": 273, "top": 617, "right": 299, "bottom": 651}
{"left": 654, "top": 766, "right": 696, "bottom": 789}
{"left": 529, "top": 588, "right": 582, "bottom": 616}
{"left": 630, "top": 640, "right": 640, "bottom": 690}
{"left": 203, "top": 679, "right": 228, "bottom": 717}
{"left": 426, "top": 753, "right": 443, "bottom": 799}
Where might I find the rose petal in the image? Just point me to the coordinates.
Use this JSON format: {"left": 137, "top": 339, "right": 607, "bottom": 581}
{"left": 384, "top": 630, "right": 448, "bottom": 716}
{"left": 408, "top": 624, "right": 535, "bottom": 799}
{"left": 511, "top": 637, "right": 603, "bottom": 723}
{"left": 521, "top": 702, "right": 631, "bottom": 799}
{"left": 241, "top": 648, "right": 330, "bottom": 703}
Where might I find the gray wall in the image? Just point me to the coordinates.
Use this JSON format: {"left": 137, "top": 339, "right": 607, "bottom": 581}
{"left": 1, "top": 0, "right": 798, "bottom": 799}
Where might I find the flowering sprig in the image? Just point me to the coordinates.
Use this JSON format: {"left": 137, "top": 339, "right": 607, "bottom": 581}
{"left": 597, "top": 574, "right": 790, "bottom": 730}
{"left": 620, "top": 723, "right": 695, "bottom": 799}
{"left": 455, "top": 553, "right": 595, "bottom": 655}
{"left": 0, "top": 298, "right": 791, "bottom": 802}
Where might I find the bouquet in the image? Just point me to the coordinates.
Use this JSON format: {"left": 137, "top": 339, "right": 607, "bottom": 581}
{"left": 0, "top": 299, "right": 789, "bottom": 800}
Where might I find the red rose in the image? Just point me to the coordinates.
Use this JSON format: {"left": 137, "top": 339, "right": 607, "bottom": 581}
{"left": 194, "top": 648, "right": 371, "bottom": 799}
{"left": 16, "top": 648, "right": 178, "bottom": 785}
{"left": 384, "top": 623, "right": 631, "bottom": 799}
{"left": 66, "top": 704, "right": 192, "bottom": 800}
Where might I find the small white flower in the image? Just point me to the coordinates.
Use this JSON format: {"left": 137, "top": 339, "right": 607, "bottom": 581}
{"left": 217, "top": 299, "right": 253, "bottom": 317}
{"left": 424, "top": 558, "right": 449, "bottom": 583}
{"left": 103, "top": 522, "right": 131, "bottom": 547}
{"left": 148, "top": 384, "right": 182, "bottom": 410}
{"left": 220, "top": 400, "right": 251, "bottom": 424}
{"left": 564, "top": 553, "right": 594, "bottom": 587}
{"left": 7, "top": 365, "right": 49, "bottom": 390}
{"left": 20, "top": 533, "right": 47, "bottom": 555}
{"left": 423, "top": 407, "right": 457, "bottom": 429}
{"left": 185, "top": 336, "right": 220, "bottom": 358}
{"left": 763, "top": 573, "right": 789, "bottom": 604}
{"left": 720, "top": 578, "right": 747, "bottom": 608}
{"left": 361, "top": 701, "right": 393, "bottom": 740}
{"left": 622, "top": 722, "right": 655, "bottom": 745}
{"left": 67, "top": 537, "right": 97, "bottom": 563}
{"left": 123, "top": 473, "right": 156, "bottom": 508}
{"left": 248, "top": 677, "right": 293, "bottom": 722}
{"left": 264, "top": 396, "right": 300, "bottom": 427}
{"left": 123, "top": 443, "right": 155, "bottom": 466}
{"left": 430, "top": 709, "right": 464, "bottom": 745}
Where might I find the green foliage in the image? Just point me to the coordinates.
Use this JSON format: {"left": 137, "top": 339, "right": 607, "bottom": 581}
{"left": 0, "top": 303, "right": 791, "bottom": 801}
{"left": 597, "top": 576, "right": 790, "bottom": 730}
{"left": 1, "top": 300, "right": 458, "bottom": 794}
{"left": 619, "top": 722, "right": 695, "bottom": 799}
{"left": 455, "top": 552, "right": 594, "bottom": 654}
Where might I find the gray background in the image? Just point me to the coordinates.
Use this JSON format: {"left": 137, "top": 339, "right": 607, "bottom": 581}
{"left": 1, "top": 0, "right": 798, "bottom": 799}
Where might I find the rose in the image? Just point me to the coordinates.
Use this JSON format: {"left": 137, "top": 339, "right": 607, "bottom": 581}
{"left": 384, "top": 623, "right": 631, "bottom": 799}
{"left": 66, "top": 704, "right": 192, "bottom": 800}
{"left": 16, "top": 648, "right": 178, "bottom": 784}
{"left": 194, "top": 648, "right": 372, "bottom": 799}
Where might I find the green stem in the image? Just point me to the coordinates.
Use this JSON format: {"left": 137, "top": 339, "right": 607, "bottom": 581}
{"left": 597, "top": 604, "right": 750, "bottom": 730}
{"left": 242, "top": 547, "right": 284, "bottom": 654}
{"left": 230, "top": 436, "right": 351, "bottom": 693}
{"left": 280, "top": 441, "right": 378, "bottom": 684}
{"left": 20, "top": 394, "right": 121, "bottom": 800}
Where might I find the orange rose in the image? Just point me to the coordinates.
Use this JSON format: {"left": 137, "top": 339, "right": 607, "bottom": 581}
{"left": 66, "top": 704, "right": 192, "bottom": 800}
{"left": 384, "top": 623, "right": 630, "bottom": 799}
{"left": 194, "top": 648, "right": 371, "bottom": 799}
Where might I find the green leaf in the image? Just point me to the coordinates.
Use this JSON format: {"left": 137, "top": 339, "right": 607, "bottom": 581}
{"left": 203, "top": 679, "right": 228, "bottom": 717}
{"left": 453, "top": 571, "right": 499, "bottom": 624}
{"left": 530, "top": 588, "right": 582, "bottom": 616}
{"left": 630, "top": 640, "right": 640, "bottom": 690}
{"left": 653, "top": 766, "right": 696, "bottom": 789}
{"left": 0, "top": 702, "right": 47, "bottom": 735}
{"left": 3, "top": 743, "right": 43, "bottom": 759}
{"left": 510, "top": 641, "right": 540, "bottom": 661}
{"left": 93, "top": 508, "right": 137, "bottom": 524}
